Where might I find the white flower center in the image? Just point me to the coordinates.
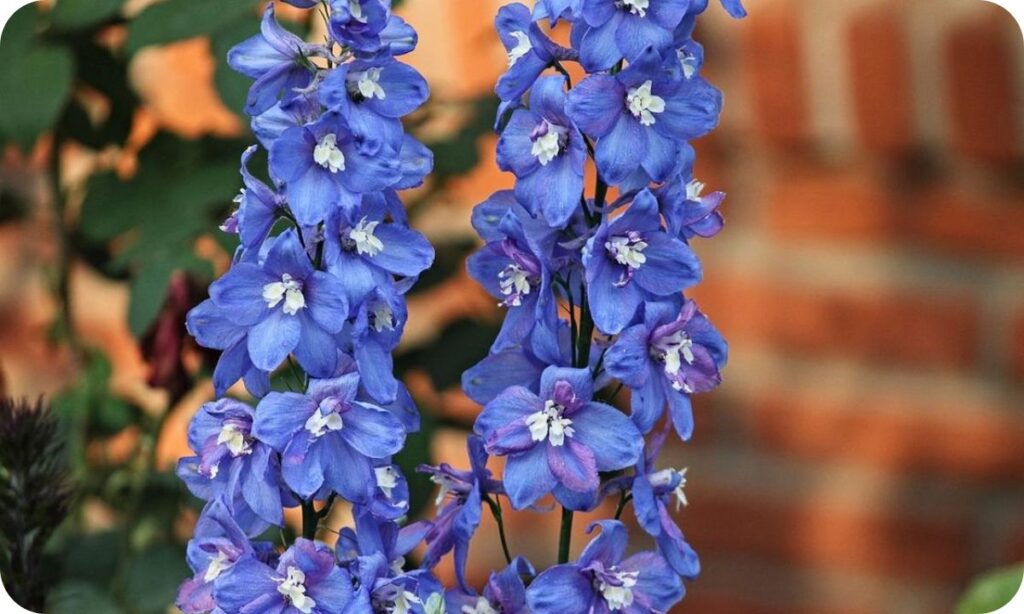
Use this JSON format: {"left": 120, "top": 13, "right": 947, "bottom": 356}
{"left": 370, "top": 302, "right": 396, "bottom": 332}
{"left": 430, "top": 473, "right": 456, "bottom": 506}
{"left": 424, "top": 593, "right": 447, "bottom": 614}
{"left": 348, "top": 217, "right": 384, "bottom": 257}
{"left": 507, "top": 31, "right": 532, "bottom": 67}
{"left": 277, "top": 566, "right": 316, "bottom": 614}
{"left": 531, "top": 123, "right": 564, "bottom": 165}
{"left": 525, "top": 400, "right": 575, "bottom": 447}
{"left": 598, "top": 570, "right": 639, "bottom": 611}
{"left": 391, "top": 589, "right": 421, "bottom": 614}
{"left": 660, "top": 329, "right": 695, "bottom": 382}
{"left": 605, "top": 234, "right": 648, "bottom": 270}
{"left": 650, "top": 467, "right": 689, "bottom": 511}
{"left": 462, "top": 597, "right": 499, "bottom": 614}
{"left": 203, "top": 551, "right": 233, "bottom": 583}
{"left": 263, "top": 273, "right": 306, "bottom": 316}
{"left": 216, "top": 424, "right": 252, "bottom": 457}
{"left": 678, "top": 48, "right": 698, "bottom": 79}
{"left": 349, "top": 0, "right": 367, "bottom": 22}
{"left": 314, "top": 133, "right": 346, "bottom": 173}
{"left": 626, "top": 80, "right": 665, "bottom": 126}
{"left": 498, "top": 264, "right": 532, "bottom": 307}
{"left": 305, "top": 401, "right": 345, "bottom": 439}
{"left": 617, "top": 0, "right": 649, "bottom": 17}
{"left": 375, "top": 466, "right": 399, "bottom": 499}
{"left": 686, "top": 178, "right": 705, "bottom": 201}
{"left": 356, "top": 67, "right": 386, "bottom": 100}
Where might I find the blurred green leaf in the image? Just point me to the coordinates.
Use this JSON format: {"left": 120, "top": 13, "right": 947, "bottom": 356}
{"left": 212, "top": 17, "right": 258, "bottom": 120}
{"left": 0, "top": 45, "right": 74, "bottom": 148}
{"left": 0, "top": 4, "right": 41, "bottom": 54}
{"left": 126, "top": 0, "right": 256, "bottom": 54}
{"left": 121, "top": 546, "right": 189, "bottom": 614}
{"left": 49, "top": 580, "right": 124, "bottom": 614}
{"left": 958, "top": 565, "right": 1024, "bottom": 614}
{"left": 56, "top": 530, "right": 121, "bottom": 588}
{"left": 393, "top": 407, "right": 435, "bottom": 520}
{"left": 60, "top": 41, "right": 138, "bottom": 148}
{"left": 51, "top": 0, "right": 123, "bottom": 29}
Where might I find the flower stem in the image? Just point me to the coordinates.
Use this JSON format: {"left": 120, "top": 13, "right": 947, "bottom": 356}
{"left": 614, "top": 492, "right": 632, "bottom": 520}
{"left": 558, "top": 506, "right": 574, "bottom": 564}
{"left": 486, "top": 495, "right": 514, "bottom": 565}
{"left": 301, "top": 500, "right": 318, "bottom": 540}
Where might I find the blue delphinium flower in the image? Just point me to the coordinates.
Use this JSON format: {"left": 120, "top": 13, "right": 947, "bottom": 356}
{"left": 215, "top": 538, "right": 352, "bottom": 613}
{"left": 418, "top": 436, "right": 503, "bottom": 591}
{"left": 497, "top": 75, "right": 586, "bottom": 227}
{"left": 583, "top": 189, "right": 702, "bottom": 334}
{"left": 567, "top": 47, "right": 721, "bottom": 185}
{"left": 605, "top": 297, "right": 726, "bottom": 437}
{"left": 495, "top": 3, "right": 573, "bottom": 102}
{"left": 654, "top": 163, "right": 727, "bottom": 240}
{"left": 185, "top": 298, "right": 270, "bottom": 398}
{"left": 575, "top": 0, "right": 692, "bottom": 71}
{"left": 236, "top": 145, "right": 283, "bottom": 252}
{"left": 526, "top": 521, "right": 684, "bottom": 613}
{"left": 252, "top": 372, "right": 406, "bottom": 501}
{"left": 177, "top": 398, "right": 289, "bottom": 534}
{"left": 474, "top": 366, "right": 641, "bottom": 509}
{"left": 445, "top": 556, "right": 535, "bottom": 614}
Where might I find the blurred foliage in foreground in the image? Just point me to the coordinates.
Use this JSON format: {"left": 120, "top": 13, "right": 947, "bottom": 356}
{"left": 957, "top": 565, "right": 1024, "bottom": 614}
{"left": 0, "top": 0, "right": 497, "bottom": 611}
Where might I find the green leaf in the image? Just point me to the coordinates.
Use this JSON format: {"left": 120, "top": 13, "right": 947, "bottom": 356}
{"left": 126, "top": 0, "right": 256, "bottom": 54}
{"left": 120, "top": 546, "right": 189, "bottom": 614}
{"left": 51, "top": 0, "right": 124, "bottom": 30}
{"left": 211, "top": 17, "right": 258, "bottom": 121}
{"left": 48, "top": 580, "right": 124, "bottom": 614}
{"left": 0, "top": 4, "right": 41, "bottom": 54}
{"left": 957, "top": 565, "right": 1024, "bottom": 614}
{"left": 0, "top": 45, "right": 74, "bottom": 148}
{"left": 56, "top": 530, "right": 121, "bottom": 588}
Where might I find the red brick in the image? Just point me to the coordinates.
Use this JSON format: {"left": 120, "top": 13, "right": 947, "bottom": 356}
{"left": 741, "top": 0, "right": 810, "bottom": 147}
{"left": 767, "top": 167, "right": 895, "bottom": 242}
{"left": 750, "top": 394, "right": 1024, "bottom": 482}
{"left": 690, "top": 274, "right": 979, "bottom": 371}
{"left": 912, "top": 186, "right": 1024, "bottom": 263}
{"left": 680, "top": 593, "right": 873, "bottom": 614}
{"left": 679, "top": 484, "right": 971, "bottom": 582}
{"left": 847, "top": 6, "right": 914, "bottom": 156}
{"left": 945, "top": 7, "right": 1022, "bottom": 164}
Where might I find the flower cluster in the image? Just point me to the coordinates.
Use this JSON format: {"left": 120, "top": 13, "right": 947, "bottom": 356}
{"left": 442, "top": 0, "right": 743, "bottom": 610}
{"left": 176, "top": 1, "right": 443, "bottom": 612}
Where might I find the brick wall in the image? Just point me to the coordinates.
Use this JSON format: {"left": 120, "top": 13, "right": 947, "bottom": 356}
{"left": 414, "top": 2, "right": 1024, "bottom": 613}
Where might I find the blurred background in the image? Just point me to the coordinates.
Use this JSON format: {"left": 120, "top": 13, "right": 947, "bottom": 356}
{"left": 0, "top": 0, "right": 1022, "bottom": 612}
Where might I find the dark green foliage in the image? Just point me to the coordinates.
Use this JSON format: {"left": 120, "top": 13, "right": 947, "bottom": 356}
{"left": 957, "top": 565, "right": 1024, "bottom": 614}
{"left": 126, "top": 0, "right": 257, "bottom": 54}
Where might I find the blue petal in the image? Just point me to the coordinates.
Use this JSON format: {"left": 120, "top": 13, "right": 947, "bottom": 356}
{"left": 247, "top": 309, "right": 301, "bottom": 372}
{"left": 474, "top": 386, "right": 542, "bottom": 440}
{"left": 632, "top": 233, "right": 701, "bottom": 295}
{"left": 253, "top": 391, "right": 313, "bottom": 451}
{"left": 595, "top": 113, "right": 645, "bottom": 184}
{"left": 340, "top": 401, "right": 406, "bottom": 458}
{"left": 504, "top": 445, "right": 557, "bottom": 509}
{"left": 578, "top": 520, "right": 627, "bottom": 567}
{"left": 526, "top": 565, "right": 594, "bottom": 614}
{"left": 566, "top": 74, "right": 622, "bottom": 137}
{"left": 569, "top": 402, "right": 642, "bottom": 471}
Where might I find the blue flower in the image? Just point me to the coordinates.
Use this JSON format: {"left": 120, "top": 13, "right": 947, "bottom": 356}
{"left": 653, "top": 160, "right": 727, "bottom": 240}
{"left": 228, "top": 4, "right": 319, "bottom": 116}
{"left": 367, "top": 461, "right": 412, "bottom": 520}
{"left": 474, "top": 366, "right": 641, "bottom": 510}
{"left": 343, "top": 552, "right": 444, "bottom": 613}
{"left": 720, "top": 0, "right": 747, "bottom": 18}
{"left": 605, "top": 297, "right": 726, "bottom": 438}
{"left": 575, "top": 0, "right": 692, "bottom": 71}
{"left": 495, "top": 3, "right": 572, "bottom": 102}
{"left": 533, "top": 0, "right": 580, "bottom": 24}
{"left": 176, "top": 399, "right": 290, "bottom": 535}
{"left": 252, "top": 372, "right": 407, "bottom": 501}
{"left": 583, "top": 189, "right": 701, "bottom": 335}
{"left": 497, "top": 75, "right": 586, "bottom": 227}
{"left": 567, "top": 47, "right": 721, "bottom": 184}
{"left": 185, "top": 298, "right": 269, "bottom": 398}
{"left": 269, "top": 111, "right": 401, "bottom": 225}
{"left": 337, "top": 506, "right": 431, "bottom": 571}
{"left": 446, "top": 556, "right": 535, "bottom": 614}
{"left": 236, "top": 145, "right": 283, "bottom": 251}
{"left": 418, "top": 436, "right": 502, "bottom": 591}
{"left": 526, "top": 521, "right": 684, "bottom": 613}
{"left": 328, "top": 0, "right": 418, "bottom": 57}
{"left": 338, "top": 282, "right": 409, "bottom": 404}
{"left": 214, "top": 538, "right": 353, "bottom": 613}
{"left": 196, "top": 230, "right": 349, "bottom": 377}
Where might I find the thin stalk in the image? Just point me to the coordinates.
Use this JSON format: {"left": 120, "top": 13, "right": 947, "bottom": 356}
{"left": 486, "top": 495, "right": 514, "bottom": 565}
{"left": 557, "top": 506, "right": 574, "bottom": 564}
{"left": 614, "top": 492, "right": 632, "bottom": 520}
{"left": 302, "top": 500, "right": 318, "bottom": 539}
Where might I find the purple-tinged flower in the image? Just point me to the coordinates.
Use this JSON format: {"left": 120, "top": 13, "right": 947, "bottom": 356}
{"left": 653, "top": 162, "right": 727, "bottom": 240}
{"left": 368, "top": 461, "right": 412, "bottom": 520}
{"left": 236, "top": 145, "right": 284, "bottom": 251}
{"left": 604, "top": 297, "right": 725, "bottom": 438}
{"left": 526, "top": 521, "right": 684, "bottom": 613}
{"left": 252, "top": 372, "right": 406, "bottom": 501}
{"left": 228, "top": 4, "right": 319, "bottom": 116}
{"left": 322, "top": 193, "right": 434, "bottom": 303}
{"left": 343, "top": 552, "right": 444, "bottom": 613}
{"left": 567, "top": 47, "right": 721, "bottom": 185}
{"left": 418, "top": 436, "right": 503, "bottom": 591}
{"left": 176, "top": 499, "right": 274, "bottom": 614}
{"left": 339, "top": 282, "right": 409, "bottom": 405}
{"left": 605, "top": 428, "right": 699, "bottom": 578}
{"left": 497, "top": 75, "right": 586, "bottom": 228}
{"left": 583, "top": 189, "right": 701, "bottom": 335}
{"left": 176, "top": 399, "right": 289, "bottom": 535}
{"left": 215, "top": 538, "right": 352, "bottom": 613}
{"left": 445, "top": 556, "right": 535, "bottom": 614}
{"left": 495, "top": 3, "right": 573, "bottom": 102}
{"left": 328, "top": 0, "right": 418, "bottom": 57}
{"left": 575, "top": 0, "right": 691, "bottom": 71}
{"left": 337, "top": 506, "right": 431, "bottom": 572}
{"left": 474, "top": 367, "right": 641, "bottom": 510}
{"left": 196, "top": 230, "right": 349, "bottom": 376}
{"left": 269, "top": 111, "right": 401, "bottom": 225}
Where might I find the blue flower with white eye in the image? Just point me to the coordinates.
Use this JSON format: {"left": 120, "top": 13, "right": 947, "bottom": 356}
{"left": 176, "top": 399, "right": 289, "bottom": 535}
{"left": 269, "top": 110, "right": 401, "bottom": 226}
{"left": 235, "top": 145, "right": 283, "bottom": 252}
{"left": 495, "top": 3, "right": 573, "bottom": 102}
{"left": 583, "top": 189, "right": 701, "bottom": 335}
{"left": 338, "top": 282, "right": 409, "bottom": 404}
{"left": 328, "top": 0, "right": 418, "bottom": 57}
{"left": 653, "top": 160, "right": 727, "bottom": 240}
{"left": 474, "top": 367, "right": 641, "bottom": 510}
{"left": 192, "top": 230, "right": 349, "bottom": 377}
{"left": 186, "top": 298, "right": 269, "bottom": 398}
{"left": 228, "top": 4, "right": 319, "bottom": 116}
{"left": 343, "top": 551, "right": 444, "bottom": 613}
{"left": 497, "top": 75, "right": 586, "bottom": 228}
{"left": 445, "top": 556, "right": 535, "bottom": 614}
{"left": 418, "top": 436, "right": 502, "bottom": 592}
{"left": 214, "top": 538, "right": 353, "bottom": 614}
{"left": 252, "top": 372, "right": 407, "bottom": 502}
{"left": 526, "top": 521, "right": 684, "bottom": 613}
{"left": 567, "top": 47, "right": 721, "bottom": 185}
{"left": 575, "top": 0, "right": 692, "bottom": 71}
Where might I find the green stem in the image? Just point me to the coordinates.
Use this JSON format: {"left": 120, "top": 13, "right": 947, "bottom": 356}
{"left": 302, "top": 500, "right": 318, "bottom": 540}
{"left": 558, "top": 507, "right": 574, "bottom": 564}
{"left": 614, "top": 492, "right": 632, "bottom": 520}
{"left": 486, "top": 495, "right": 514, "bottom": 565}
